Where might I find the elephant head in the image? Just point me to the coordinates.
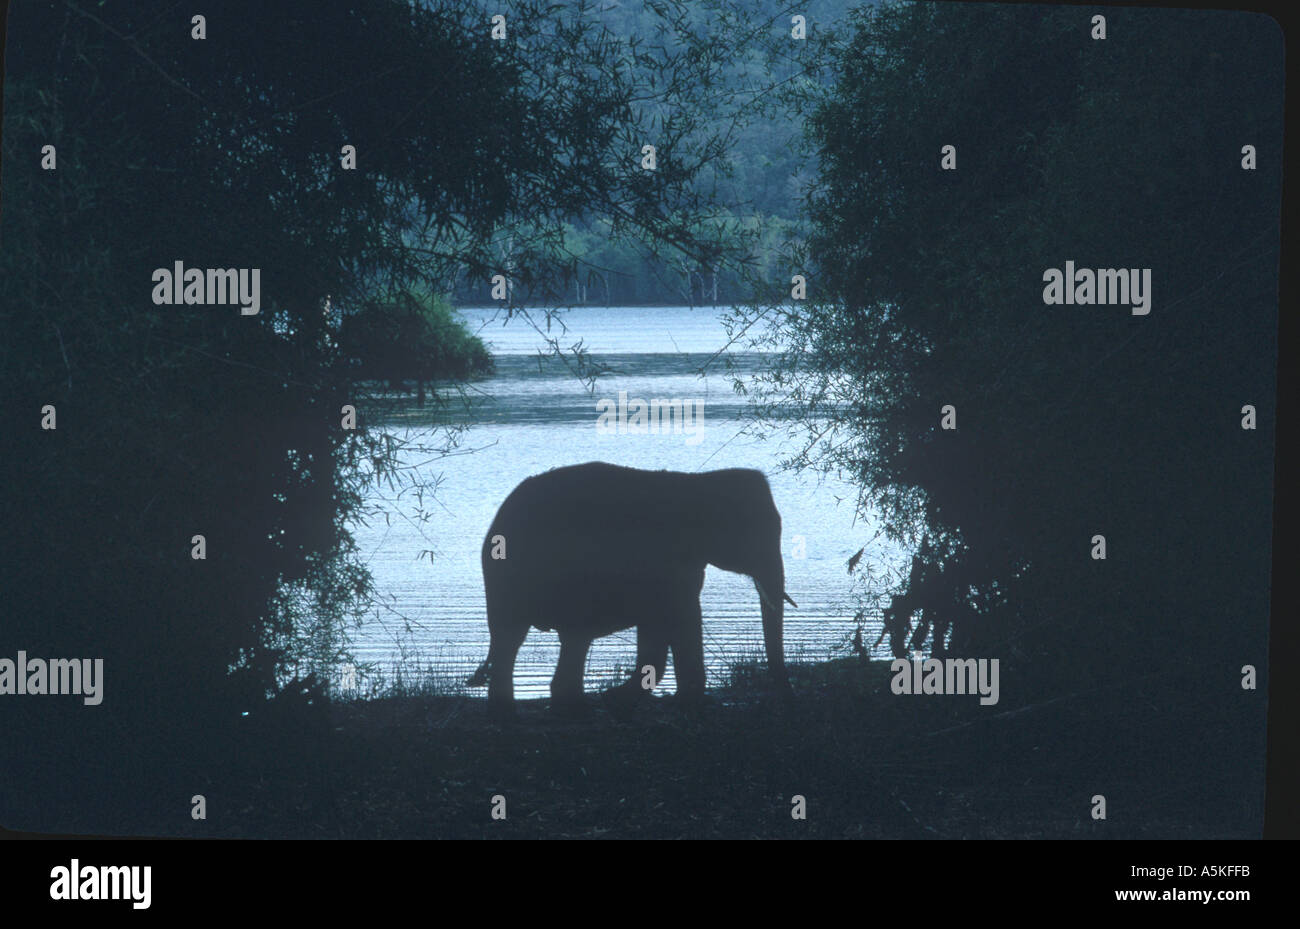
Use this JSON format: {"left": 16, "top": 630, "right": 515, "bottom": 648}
{"left": 691, "top": 468, "right": 797, "bottom": 692}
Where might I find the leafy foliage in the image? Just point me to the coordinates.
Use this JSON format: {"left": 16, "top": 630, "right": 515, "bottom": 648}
{"left": 339, "top": 289, "right": 492, "bottom": 392}
{"left": 0, "top": 0, "right": 768, "bottom": 747}
{"left": 739, "top": 2, "right": 1281, "bottom": 685}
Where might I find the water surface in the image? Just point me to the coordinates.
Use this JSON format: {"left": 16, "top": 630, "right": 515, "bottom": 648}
{"left": 347, "top": 305, "right": 906, "bottom": 697}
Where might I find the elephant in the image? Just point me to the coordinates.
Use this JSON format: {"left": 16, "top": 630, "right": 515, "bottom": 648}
{"left": 469, "top": 462, "right": 797, "bottom": 715}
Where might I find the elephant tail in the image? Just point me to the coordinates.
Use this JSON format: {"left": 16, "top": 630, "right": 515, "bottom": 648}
{"left": 465, "top": 659, "right": 491, "bottom": 687}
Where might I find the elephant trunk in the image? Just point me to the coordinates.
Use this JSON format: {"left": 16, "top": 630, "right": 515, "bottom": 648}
{"left": 754, "top": 567, "right": 790, "bottom": 692}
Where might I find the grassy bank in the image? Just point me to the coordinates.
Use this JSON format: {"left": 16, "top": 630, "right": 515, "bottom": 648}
{"left": 185, "top": 658, "right": 1262, "bottom": 839}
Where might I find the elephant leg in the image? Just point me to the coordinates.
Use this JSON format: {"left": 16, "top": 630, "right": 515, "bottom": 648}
{"left": 670, "top": 596, "right": 706, "bottom": 703}
{"left": 486, "top": 614, "right": 528, "bottom": 718}
{"left": 551, "top": 632, "right": 591, "bottom": 712}
{"left": 616, "top": 625, "right": 667, "bottom": 698}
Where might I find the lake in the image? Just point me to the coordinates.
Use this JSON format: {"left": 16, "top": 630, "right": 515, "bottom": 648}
{"left": 346, "top": 304, "right": 909, "bottom": 698}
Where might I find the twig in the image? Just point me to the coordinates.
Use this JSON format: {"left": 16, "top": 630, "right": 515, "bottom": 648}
{"left": 50, "top": 321, "right": 73, "bottom": 391}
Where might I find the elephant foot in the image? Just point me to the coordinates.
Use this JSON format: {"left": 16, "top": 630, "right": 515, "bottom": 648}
{"left": 600, "top": 682, "right": 652, "bottom": 718}
{"left": 486, "top": 699, "right": 517, "bottom": 723}
{"left": 604, "top": 679, "right": 651, "bottom": 702}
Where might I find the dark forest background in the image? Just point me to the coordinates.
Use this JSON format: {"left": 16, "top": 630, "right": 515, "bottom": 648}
{"left": 0, "top": 0, "right": 1281, "bottom": 837}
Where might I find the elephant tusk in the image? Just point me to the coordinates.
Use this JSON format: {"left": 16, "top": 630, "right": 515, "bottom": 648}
{"left": 755, "top": 580, "right": 798, "bottom": 610}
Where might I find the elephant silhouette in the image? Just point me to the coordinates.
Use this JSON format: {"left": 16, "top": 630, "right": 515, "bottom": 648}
{"left": 470, "top": 462, "right": 796, "bottom": 715}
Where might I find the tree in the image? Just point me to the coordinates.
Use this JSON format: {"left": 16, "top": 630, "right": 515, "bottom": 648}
{"left": 742, "top": 3, "right": 1282, "bottom": 687}
{"left": 339, "top": 288, "right": 492, "bottom": 403}
{"left": 0, "top": 0, "right": 770, "bottom": 831}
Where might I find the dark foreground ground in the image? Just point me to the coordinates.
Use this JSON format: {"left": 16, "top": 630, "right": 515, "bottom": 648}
{"left": 188, "top": 658, "right": 1262, "bottom": 839}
